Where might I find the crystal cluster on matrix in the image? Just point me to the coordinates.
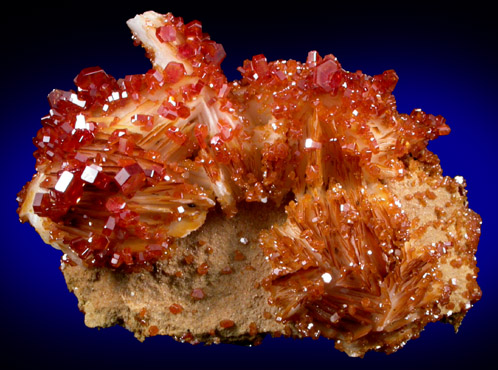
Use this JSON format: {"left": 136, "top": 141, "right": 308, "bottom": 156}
{"left": 17, "top": 11, "right": 481, "bottom": 356}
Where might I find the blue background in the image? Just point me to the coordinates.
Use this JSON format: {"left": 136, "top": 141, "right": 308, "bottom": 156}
{"left": 2, "top": 2, "right": 496, "bottom": 369}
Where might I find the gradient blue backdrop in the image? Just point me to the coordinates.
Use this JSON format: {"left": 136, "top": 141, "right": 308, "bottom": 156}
{"left": 2, "top": 2, "right": 496, "bottom": 369}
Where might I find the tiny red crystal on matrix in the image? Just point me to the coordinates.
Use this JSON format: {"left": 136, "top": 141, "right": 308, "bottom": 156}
{"left": 219, "top": 319, "right": 235, "bottom": 329}
{"left": 191, "top": 288, "right": 205, "bottom": 300}
{"left": 149, "top": 325, "right": 159, "bottom": 336}
{"left": 196, "top": 262, "right": 209, "bottom": 275}
{"left": 169, "top": 303, "right": 183, "bottom": 314}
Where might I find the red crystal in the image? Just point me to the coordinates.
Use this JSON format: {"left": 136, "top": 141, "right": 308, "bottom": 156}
{"left": 120, "top": 74, "right": 143, "bottom": 100}
{"left": 372, "top": 69, "right": 398, "bottom": 94}
{"left": 74, "top": 152, "right": 88, "bottom": 163}
{"left": 178, "top": 42, "right": 198, "bottom": 59}
{"left": 103, "top": 216, "right": 117, "bottom": 236}
{"left": 73, "top": 66, "right": 119, "bottom": 108}
{"left": 105, "top": 196, "right": 126, "bottom": 213}
{"left": 69, "top": 238, "right": 92, "bottom": 260}
{"left": 117, "top": 208, "right": 140, "bottom": 227}
{"left": 218, "top": 119, "right": 236, "bottom": 141}
{"left": 164, "top": 62, "right": 186, "bottom": 84}
{"left": 194, "top": 123, "right": 208, "bottom": 149}
{"left": 209, "top": 135, "right": 231, "bottom": 164}
{"left": 114, "top": 163, "right": 146, "bottom": 195}
{"left": 251, "top": 54, "right": 270, "bottom": 80}
{"left": 145, "top": 69, "right": 165, "bottom": 91}
{"left": 110, "top": 252, "right": 123, "bottom": 268}
{"left": 86, "top": 234, "right": 110, "bottom": 251}
{"left": 145, "top": 244, "right": 166, "bottom": 259}
{"left": 184, "top": 20, "right": 203, "bottom": 39}
{"left": 169, "top": 303, "right": 183, "bottom": 314}
{"left": 181, "top": 81, "right": 205, "bottom": 101}
{"left": 48, "top": 89, "right": 86, "bottom": 113}
{"left": 166, "top": 126, "right": 188, "bottom": 145}
{"left": 32, "top": 192, "right": 51, "bottom": 215}
{"left": 107, "top": 129, "right": 128, "bottom": 146}
{"left": 80, "top": 164, "right": 101, "bottom": 184}
{"left": 54, "top": 170, "right": 84, "bottom": 202}
{"left": 156, "top": 25, "right": 176, "bottom": 42}
{"left": 191, "top": 288, "right": 205, "bottom": 300}
{"left": 106, "top": 130, "right": 140, "bottom": 158}
{"left": 437, "top": 123, "right": 451, "bottom": 136}
{"left": 177, "top": 103, "right": 191, "bottom": 119}
{"left": 314, "top": 58, "right": 340, "bottom": 92}
{"left": 118, "top": 137, "right": 135, "bottom": 155}
{"left": 219, "top": 319, "right": 235, "bottom": 329}
{"left": 120, "top": 248, "right": 134, "bottom": 265}
{"left": 63, "top": 127, "right": 95, "bottom": 152}
{"left": 158, "top": 101, "right": 179, "bottom": 120}
{"left": 306, "top": 50, "right": 322, "bottom": 67}
{"left": 158, "top": 100, "right": 190, "bottom": 121}
{"left": 69, "top": 234, "right": 110, "bottom": 264}
{"left": 131, "top": 114, "right": 154, "bottom": 131}
{"left": 203, "top": 41, "right": 226, "bottom": 66}
{"left": 149, "top": 326, "right": 159, "bottom": 336}
{"left": 93, "top": 171, "right": 113, "bottom": 190}
{"left": 60, "top": 121, "right": 73, "bottom": 135}
{"left": 136, "top": 251, "right": 147, "bottom": 264}
{"left": 74, "top": 66, "right": 109, "bottom": 92}
{"left": 196, "top": 262, "right": 209, "bottom": 275}
{"left": 32, "top": 190, "right": 71, "bottom": 220}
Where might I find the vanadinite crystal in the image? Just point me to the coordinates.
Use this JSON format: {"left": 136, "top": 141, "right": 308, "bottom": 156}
{"left": 17, "top": 10, "right": 481, "bottom": 356}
